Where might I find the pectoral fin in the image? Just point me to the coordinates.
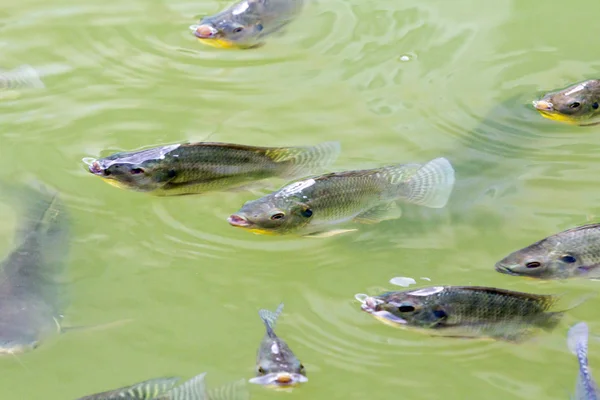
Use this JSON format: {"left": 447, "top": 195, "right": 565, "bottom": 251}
{"left": 304, "top": 229, "right": 358, "bottom": 238}
{"left": 353, "top": 202, "right": 402, "bottom": 224}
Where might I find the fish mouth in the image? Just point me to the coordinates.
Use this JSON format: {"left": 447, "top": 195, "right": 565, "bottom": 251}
{"left": 83, "top": 157, "right": 106, "bottom": 176}
{"left": 494, "top": 263, "right": 519, "bottom": 276}
{"left": 356, "top": 294, "right": 407, "bottom": 325}
{"left": 191, "top": 24, "right": 219, "bottom": 39}
{"left": 227, "top": 214, "right": 253, "bottom": 228}
{"left": 248, "top": 373, "right": 308, "bottom": 387}
{"left": 532, "top": 100, "right": 553, "bottom": 112}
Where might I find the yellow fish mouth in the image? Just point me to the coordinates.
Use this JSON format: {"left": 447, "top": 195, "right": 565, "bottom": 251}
{"left": 533, "top": 100, "right": 580, "bottom": 124}
{"left": 196, "top": 37, "right": 240, "bottom": 49}
{"left": 100, "top": 177, "right": 129, "bottom": 190}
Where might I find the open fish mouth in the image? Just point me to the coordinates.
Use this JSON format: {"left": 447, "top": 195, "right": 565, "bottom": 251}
{"left": 82, "top": 157, "right": 105, "bottom": 176}
{"left": 355, "top": 294, "right": 407, "bottom": 325}
{"left": 190, "top": 24, "right": 219, "bottom": 39}
{"left": 227, "top": 214, "right": 253, "bottom": 228}
{"left": 494, "top": 263, "right": 520, "bottom": 276}
{"left": 532, "top": 100, "right": 553, "bottom": 112}
{"left": 248, "top": 372, "right": 308, "bottom": 387}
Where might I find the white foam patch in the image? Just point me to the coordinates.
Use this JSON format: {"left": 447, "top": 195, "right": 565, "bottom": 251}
{"left": 389, "top": 277, "right": 416, "bottom": 287}
{"left": 354, "top": 293, "right": 369, "bottom": 304}
{"left": 82, "top": 157, "right": 97, "bottom": 166}
{"left": 232, "top": 1, "right": 249, "bottom": 15}
{"left": 189, "top": 24, "right": 200, "bottom": 31}
{"left": 410, "top": 286, "right": 445, "bottom": 296}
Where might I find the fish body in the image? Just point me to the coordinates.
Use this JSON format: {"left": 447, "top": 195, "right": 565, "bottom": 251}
{"left": 495, "top": 223, "right": 600, "bottom": 279}
{"left": 190, "top": 0, "right": 304, "bottom": 49}
{"left": 78, "top": 372, "right": 249, "bottom": 400}
{"left": 0, "top": 65, "right": 45, "bottom": 93}
{"left": 533, "top": 80, "right": 600, "bottom": 125}
{"left": 568, "top": 322, "right": 600, "bottom": 400}
{"left": 249, "top": 303, "right": 307, "bottom": 388}
{"left": 228, "top": 157, "right": 455, "bottom": 236}
{"left": 86, "top": 141, "right": 340, "bottom": 196}
{"left": 0, "top": 184, "right": 69, "bottom": 354}
{"left": 358, "top": 286, "right": 562, "bottom": 341}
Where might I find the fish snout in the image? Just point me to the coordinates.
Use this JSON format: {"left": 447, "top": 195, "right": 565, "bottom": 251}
{"left": 228, "top": 214, "right": 252, "bottom": 228}
{"left": 88, "top": 161, "right": 106, "bottom": 176}
{"left": 533, "top": 100, "right": 553, "bottom": 111}
{"left": 494, "top": 262, "right": 518, "bottom": 276}
{"left": 194, "top": 24, "right": 218, "bottom": 39}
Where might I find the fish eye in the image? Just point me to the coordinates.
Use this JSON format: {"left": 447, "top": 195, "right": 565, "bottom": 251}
{"left": 233, "top": 26, "right": 244, "bottom": 33}
{"left": 525, "top": 261, "right": 541, "bottom": 269}
{"left": 593, "top": 102, "right": 599, "bottom": 109}
{"left": 569, "top": 102, "right": 581, "bottom": 108}
{"left": 258, "top": 367, "right": 265, "bottom": 374}
{"left": 301, "top": 208, "right": 313, "bottom": 218}
{"left": 300, "top": 364, "right": 305, "bottom": 370}
{"left": 130, "top": 168, "right": 144, "bottom": 175}
{"left": 270, "top": 213, "right": 285, "bottom": 221}
{"left": 560, "top": 254, "right": 577, "bottom": 263}
{"left": 397, "top": 305, "right": 415, "bottom": 313}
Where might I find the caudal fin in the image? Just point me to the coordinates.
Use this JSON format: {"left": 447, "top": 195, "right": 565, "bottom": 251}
{"left": 402, "top": 157, "right": 455, "bottom": 208}
{"left": 258, "top": 303, "right": 284, "bottom": 338}
{"left": 206, "top": 378, "right": 249, "bottom": 400}
{"left": 266, "top": 142, "right": 341, "bottom": 179}
{"left": 3, "top": 65, "right": 45, "bottom": 90}
{"left": 568, "top": 322, "right": 589, "bottom": 355}
{"left": 163, "top": 372, "right": 207, "bottom": 400}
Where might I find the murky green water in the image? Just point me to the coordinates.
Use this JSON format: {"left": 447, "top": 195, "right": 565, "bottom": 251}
{"left": 2, "top": 0, "right": 600, "bottom": 398}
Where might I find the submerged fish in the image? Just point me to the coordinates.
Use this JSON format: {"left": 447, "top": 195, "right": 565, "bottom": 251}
{"left": 495, "top": 223, "right": 600, "bottom": 280}
{"left": 249, "top": 303, "right": 307, "bottom": 388}
{"left": 85, "top": 141, "right": 340, "bottom": 196}
{"left": 0, "top": 64, "right": 45, "bottom": 93}
{"left": 533, "top": 80, "right": 600, "bottom": 125}
{"left": 357, "top": 286, "right": 563, "bottom": 341}
{"left": 228, "top": 157, "right": 455, "bottom": 237}
{"left": 568, "top": 322, "right": 600, "bottom": 400}
{"left": 190, "top": 0, "right": 304, "bottom": 49}
{"left": 77, "top": 372, "right": 249, "bottom": 400}
{"left": 0, "top": 183, "right": 69, "bottom": 354}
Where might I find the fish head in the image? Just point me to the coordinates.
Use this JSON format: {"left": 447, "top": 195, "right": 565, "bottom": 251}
{"left": 191, "top": 5, "right": 265, "bottom": 49}
{"left": 533, "top": 80, "right": 600, "bottom": 125}
{"left": 84, "top": 146, "right": 179, "bottom": 192}
{"left": 228, "top": 194, "right": 313, "bottom": 235}
{"left": 250, "top": 340, "right": 307, "bottom": 388}
{"left": 0, "top": 337, "right": 40, "bottom": 355}
{"left": 495, "top": 241, "right": 585, "bottom": 279}
{"left": 359, "top": 288, "right": 448, "bottom": 327}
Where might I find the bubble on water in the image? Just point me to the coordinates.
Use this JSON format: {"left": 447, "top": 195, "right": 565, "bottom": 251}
{"left": 389, "top": 277, "right": 416, "bottom": 287}
{"left": 189, "top": 24, "right": 200, "bottom": 32}
{"left": 400, "top": 55, "right": 410, "bottom": 62}
{"left": 81, "top": 157, "right": 97, "bottom": 166}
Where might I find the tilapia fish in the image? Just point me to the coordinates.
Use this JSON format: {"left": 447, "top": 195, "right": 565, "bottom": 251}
{"left": 77, "top": 372, "right": 248, "bottom": 400}
{"left": 357, "top": 286, "right": 564, "bottom": 341}
{"left": 85, "top": 141, "right": 340, "bottom": 196}
{"left": 228, "top": 157, "right": 455, "bottom": 236}
{"left": 0, "top": 183, "right": 69, "bottom": 354}
{"left": 190, "top": 0, "right": 304, "bottom": 49}
{"left": 568, "top": 322, "right": 600, "bottom": 400}
{"left": 0, "top": 65, "right": 45, "bottom": 94}
{"left": 495, "top": 223, "right": 600, "bottom": 280}
{"left": 249, "top": 303, "right": 307, "bottom": 388}
{"left": 533, "top": 79, "right": 600, "bottom": 126}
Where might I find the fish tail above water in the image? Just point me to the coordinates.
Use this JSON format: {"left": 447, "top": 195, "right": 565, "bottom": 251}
{"left": 0, "top": 65, "right": 45, "bottom": 90}
{"left": 258, "top": 303, "right": 285, "bottom": 338}
{"left": 266, "top": 141, "right": 341, "bottom": 178}
{"left": 399, "top": 157, "right": 456, "bottom": 208}
{"left": 162, "top": 373, "right": 249, "bottom": 400}
{"left": 567, "top": 322, "right": 600, "bottom": 400}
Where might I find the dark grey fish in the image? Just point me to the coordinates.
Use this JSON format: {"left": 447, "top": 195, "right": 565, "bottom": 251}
{"left": 249, "top": 303, "right": 307, "bottom": 387}
{"left": 0, "top": 65, "right": 45, "bottom": 92}
{"left": 0, "top": 183, "right": 69, "bottom": 354}
{"left": 78, "top": 372, "right": 249, "bottom": 400}
{"left": 495, "top": 223, "right": 600, "bottom": 280}
{"left": 568, "top": 322, "right": 600, "bottom": 400}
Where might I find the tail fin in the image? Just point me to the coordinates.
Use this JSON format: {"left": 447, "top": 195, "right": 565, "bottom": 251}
{"left": 568, "top": 322, "right": 589, "bottom": 355}
{"left": 163, "top": 372, "right": 207, "bottom": 400}
{"left": 77, "top": 377, "right": 179, "bottom": 399}
{"left": 258, "top": 303, "right": 284, "bottom": 338}
{"left": 265, "top": 142, "right": 341, "bottom": 179}
{"left": 206, "top": 378, "right": 249, "bottom": 400}
{"left": 401, "top": 157, "right": 455, "bottom": 208}
{"left": 3, "top": 65, "right": 45, "bottom": 90}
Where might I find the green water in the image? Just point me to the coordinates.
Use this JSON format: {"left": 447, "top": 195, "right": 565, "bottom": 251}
{"left": 2, "top": 0, "right": 600, "bottom": 398}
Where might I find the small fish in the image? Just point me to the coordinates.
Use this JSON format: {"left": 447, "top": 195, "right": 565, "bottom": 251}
{"left": 0, "top": 65, "right": 45, "bottom": 93}
{"left": 189, "top": 0, "right": 304, "bottom": 49}
{"left": 0, "top": 183, "right": 69, "bottom": 354}
{"left": 77, "top": 372, "right": 249, "bottom": 400}
{"left": 249, "top": 303, "right": 307, "bottom": 388}
{"left": 357, "top": 286, "right": 564, "bottom": 341}
{"left": 495, "top": 223, "right": 600, "bottom": 280}
{"left": 533, "top": 80, "right": 600, "bottom": 125}
{"left": 84, "top": 141, "right": 340, "bottom": 196}
{"left": 228, "top": 157, "right": 455, "bottom": 236}
{"left": 568, "top": 322, "right": 600, "bottom": 400}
